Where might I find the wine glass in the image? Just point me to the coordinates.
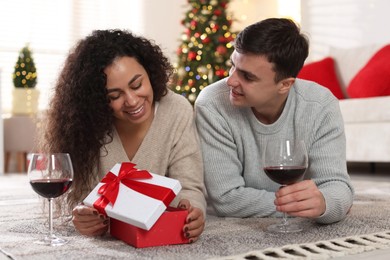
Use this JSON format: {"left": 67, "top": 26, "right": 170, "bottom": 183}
{"left": 28, "top": 153, "right": 73, "bottom": 246}
{"left": 263, "top": 139, "right": 308, "bottom": 233}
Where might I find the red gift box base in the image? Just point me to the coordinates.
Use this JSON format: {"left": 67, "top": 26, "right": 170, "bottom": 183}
{"left": 110, "top": 207, "right": 189, "bottom": 248}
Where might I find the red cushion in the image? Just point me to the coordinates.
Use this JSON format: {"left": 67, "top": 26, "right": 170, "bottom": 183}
{"left": 347, "top": 45, "right": 390, "bottom": 98}
{"left": 298, "top": 57, "right": 345, "bottom": 99}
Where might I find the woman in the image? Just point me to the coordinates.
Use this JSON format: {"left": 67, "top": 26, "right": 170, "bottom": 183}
{"left": 40, "top": 29, "right": 206, "bottom": 242}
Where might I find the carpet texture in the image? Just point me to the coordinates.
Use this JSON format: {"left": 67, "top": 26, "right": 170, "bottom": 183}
{"left": 0, "top": 174, "right": 389, "bottom": 260}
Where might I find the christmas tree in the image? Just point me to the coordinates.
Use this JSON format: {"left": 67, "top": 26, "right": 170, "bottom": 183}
{"left": 13, "top": 45, "right": 38, "bottom": 88}
{"left": 172, "top": 0, "right": 236, "bottom": 104}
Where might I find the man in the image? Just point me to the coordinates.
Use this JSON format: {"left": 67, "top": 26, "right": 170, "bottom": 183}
{"left": 195, "top": 18, "right": 353, "bottom": 224}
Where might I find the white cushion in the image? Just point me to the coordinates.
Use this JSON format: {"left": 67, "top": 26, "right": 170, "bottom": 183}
{"left": 329, "top": 44, "right": 384, "bottom": 90}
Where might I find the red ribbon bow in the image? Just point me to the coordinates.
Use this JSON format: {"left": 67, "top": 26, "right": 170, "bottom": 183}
{"left": 93, "top": 162, "right": 176, "bottom": 216}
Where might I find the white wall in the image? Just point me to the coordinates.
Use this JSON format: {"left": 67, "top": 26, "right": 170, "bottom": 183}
{"left": 300, "top": 0, "right": 390, "bottom": 61}
{"left": 229, "top": 0, "right": 278, "bottom": 32}
{"left": 138, "top": 0, "right": 186, "bottom": 63}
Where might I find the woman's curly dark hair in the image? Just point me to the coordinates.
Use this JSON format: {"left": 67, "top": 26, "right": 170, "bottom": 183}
{"left": 41, "top": 29, "right": 173, "bottom": 213}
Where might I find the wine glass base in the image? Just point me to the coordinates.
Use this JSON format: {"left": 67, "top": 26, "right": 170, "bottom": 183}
{"left": 267, "top": 223, "right": 303, "bottom": 233}
{"left": 34, "top": 235, "right": 68, "bottom": 246}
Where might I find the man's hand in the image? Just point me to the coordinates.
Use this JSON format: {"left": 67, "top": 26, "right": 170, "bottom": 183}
{"left": 274, "top": 180, "right": 326, "bottom": 218}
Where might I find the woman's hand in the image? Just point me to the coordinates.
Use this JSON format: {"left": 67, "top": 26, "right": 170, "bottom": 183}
{"left": 72, "top": 204, "right": 109, "bottom": 236}
{"left": 274, "top": 180, "right": 326, "bottom": 218}
{"left": 178, "top": 199, "right": 205, "bottom": 243}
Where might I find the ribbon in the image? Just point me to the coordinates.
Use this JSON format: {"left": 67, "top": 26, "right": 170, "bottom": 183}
{"left": 93, "top": 162, "right": 176, "bottom": 215}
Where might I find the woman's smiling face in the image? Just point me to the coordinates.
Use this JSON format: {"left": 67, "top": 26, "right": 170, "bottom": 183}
{"left": 105, "top": 56, "right": 154, "bottom": 125}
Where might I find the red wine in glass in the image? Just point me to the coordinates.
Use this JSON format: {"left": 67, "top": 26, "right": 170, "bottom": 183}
{"left": 264, "top": 166, "right": 306, "bottom": 185}
{"left": 262, "top": 139, "right": 308, "bottom": 233}
{"left": 28, "top": 153, "right": 74, "bottom": 246}
{"left": 30, "top": 179, "right": 73, "bottom": 199}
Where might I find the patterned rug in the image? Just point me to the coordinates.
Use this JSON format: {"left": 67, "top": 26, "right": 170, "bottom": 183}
{"left": 0, "top": 174, "right": 389, "bottom": 260}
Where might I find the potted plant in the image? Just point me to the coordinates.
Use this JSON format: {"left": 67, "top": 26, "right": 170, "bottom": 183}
{"left": 12, "top": 44, "right": 40, "bottom": 115}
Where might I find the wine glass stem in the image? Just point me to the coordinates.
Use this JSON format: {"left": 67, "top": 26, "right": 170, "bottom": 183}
{"left": 48, "top": 198, "right": 53, "bottom": 238}
{"left": 280, "top": 185, "right": 289, "bottom": 230}
{"left": 282, "top": 212, "right": 288, "bottom": 226}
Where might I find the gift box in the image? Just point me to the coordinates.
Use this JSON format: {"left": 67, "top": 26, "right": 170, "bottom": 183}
{"left": 110, "top": 207, "right": 189, "bottom": 248}
{"left": 83, "top": 162, "right": 181, "bottom": 230}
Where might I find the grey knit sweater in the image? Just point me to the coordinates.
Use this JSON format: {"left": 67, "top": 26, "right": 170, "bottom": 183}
{"left": 98, "top": 90, "right": 207, "bottom": 214}
{"left": 195, "top": 78, "right": 354, "bottom": 224}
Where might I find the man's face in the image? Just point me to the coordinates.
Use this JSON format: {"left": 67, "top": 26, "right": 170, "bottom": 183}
{"left": 226, "top": 50, "right": 282, "bottom": 111}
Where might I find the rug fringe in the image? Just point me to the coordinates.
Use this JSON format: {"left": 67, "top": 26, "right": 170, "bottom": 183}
{"left": 209, "top": 230, "right": 390, "bottom": 260}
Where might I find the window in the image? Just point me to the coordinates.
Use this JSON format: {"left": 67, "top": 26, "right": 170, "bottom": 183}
{"left": 0, "top": 0, "right": 141, "bottom": 113}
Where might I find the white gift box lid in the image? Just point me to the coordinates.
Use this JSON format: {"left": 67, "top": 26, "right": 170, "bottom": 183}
{"left": 83, "top": 163, "right": 181, "bottom": 230}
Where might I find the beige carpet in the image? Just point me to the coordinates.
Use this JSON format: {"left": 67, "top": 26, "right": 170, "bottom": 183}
{"left": 0, "top": 174, "right": 389, "bottom": 260}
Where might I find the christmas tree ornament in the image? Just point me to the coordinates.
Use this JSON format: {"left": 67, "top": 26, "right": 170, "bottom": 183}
{"left": 216, "top": 45, "right": 228, "bottom": 55}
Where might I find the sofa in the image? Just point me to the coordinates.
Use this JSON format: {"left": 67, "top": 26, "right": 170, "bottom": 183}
{"left": 298, "top": 44, "right": 390, "bottom": 164}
